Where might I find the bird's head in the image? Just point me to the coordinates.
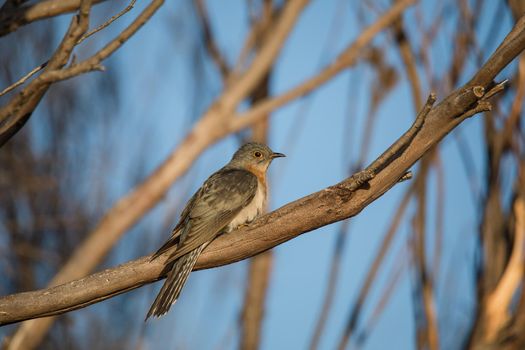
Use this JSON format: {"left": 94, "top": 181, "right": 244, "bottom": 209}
{"left": 229, "top": 142, "right": 285, "bottom": 172}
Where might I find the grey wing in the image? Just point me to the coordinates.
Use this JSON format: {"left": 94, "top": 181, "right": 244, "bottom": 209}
{"left": 152, "top": 188, "right": 202, "bottom": 259}
{"left": 165, "top": 168, "right": 258, "bottom": 264}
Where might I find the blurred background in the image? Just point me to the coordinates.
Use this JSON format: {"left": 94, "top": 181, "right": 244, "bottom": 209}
{"left": 0, "top": 0, "right": 524, "bottom": 349}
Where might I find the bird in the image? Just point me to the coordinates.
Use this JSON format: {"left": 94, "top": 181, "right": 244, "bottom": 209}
{"left": 146, "top": 142, "right": 285, "bottom": 319}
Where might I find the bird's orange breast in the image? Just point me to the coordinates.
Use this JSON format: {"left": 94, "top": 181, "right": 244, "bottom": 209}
{"left": 226, "top": 165, "right": 268, "bottom": 232}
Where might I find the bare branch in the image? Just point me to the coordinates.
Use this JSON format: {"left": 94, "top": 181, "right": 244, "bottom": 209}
{"left": 393, "top": 13, "right": 423, "bottom": 110}
{"left": 366, "top": 93, "right": 435, "bottom": 174}
{"left": 229, "top": 0, "right": 418, "bottom": 131}
{"left": 36, "top": 0, "right": 165, "bottom": 84}
{"left": 483, "top": 198, "right": 525, "bottom": 342}
{"left": 0, "top": 0, "right": 107, "bottom": 37}
{"left": 0, "top": 42, "right": 514, "bottom": 323}
{"left": 0, "top": 0, "right": 163, "bottom": 147}
{"left": 77, "top": 0, "right": 137, "bottom": 44}
{"left": 0, "top": 62, "right": 47, "bottom": 97}
{"left": 0, "top": 0, "right": 136, "bottom": 98}
{"left": 0, "top": 0, "right": 95, "bottom": 146}
{"left": 240, "top": 251, "right": 273, "bottom": 350}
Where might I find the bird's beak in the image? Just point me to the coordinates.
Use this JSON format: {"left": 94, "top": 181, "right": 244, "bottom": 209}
{"left": 271, "top": 152, "right": 286, "bottom": 159}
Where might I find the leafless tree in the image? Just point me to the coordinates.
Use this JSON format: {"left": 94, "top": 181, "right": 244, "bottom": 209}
{"left": 0, "top": 1, "right": 524, "bottom": 349}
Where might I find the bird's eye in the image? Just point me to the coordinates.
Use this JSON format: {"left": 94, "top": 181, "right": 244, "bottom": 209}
{"left": 254, "top": 151, "right": 262, "bottom": 158}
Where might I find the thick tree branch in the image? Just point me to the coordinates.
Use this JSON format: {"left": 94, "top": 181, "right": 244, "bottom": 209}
{"left": 0, "top": 74, "right": 512, "bottom": 326}
{"left": 1, "top": 12, "right": 524, "bottom": 325}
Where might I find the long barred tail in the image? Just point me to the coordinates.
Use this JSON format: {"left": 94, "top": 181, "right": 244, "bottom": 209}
{"left": 146, "top": 244, "right": 207, "bottom": 319}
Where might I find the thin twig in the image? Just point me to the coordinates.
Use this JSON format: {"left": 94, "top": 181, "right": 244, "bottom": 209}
{"left": 0, "top": 62, "right": 47, "bottom": 97}
{"left": 368, "top": 93, "right": 435, "bottom": 174}
{"left": 77, "top": 0, "right": 137, "bottom": 44}
{"left": 343, "top": 93, "right": 436, "bottom": 192}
